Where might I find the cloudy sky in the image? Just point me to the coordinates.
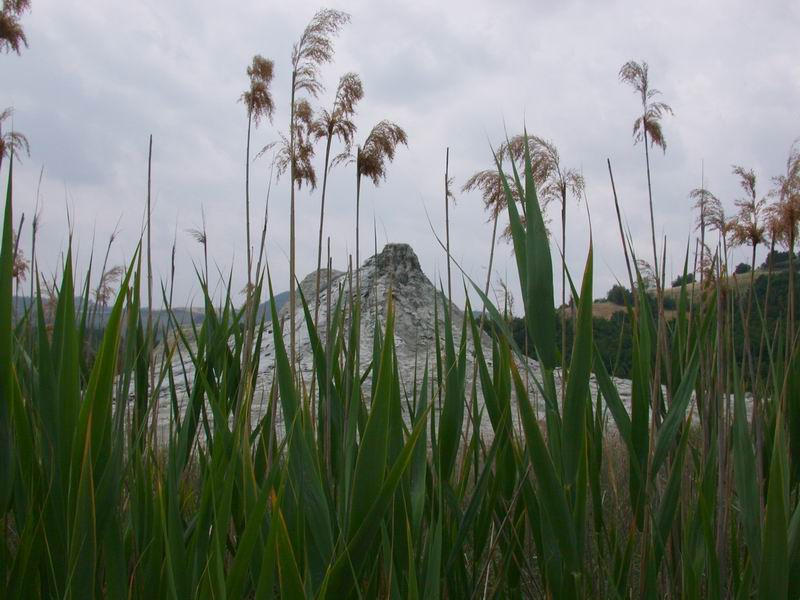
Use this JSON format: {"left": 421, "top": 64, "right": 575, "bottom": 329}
{"left": 2, "top": 0, "right": 799, "bottom": 309}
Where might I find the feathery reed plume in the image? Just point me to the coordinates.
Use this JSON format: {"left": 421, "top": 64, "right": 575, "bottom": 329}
{"left": 690, "top": 185, "right": 720, "bottom": 272}
{"left": 186, "top": 227, "right": 207, "bottom": 246}
{"left": 495, "top": 134, "right": 546, "bottom": 166}
{"left": 463, "top": 135, "right": 560, "bottom": 239}
{"left": 761, "top": 203, "right": 783, "bottom": 288}
{"left": 241, "top": 55, "right": 276, "bottom": 127}
{"left": 766, "top": 142, "right": 800, "bottom": 272}
{"left": 715, "top": 210, "right": 736, "bottom": 271}
{"left": 619, "top": 59, "right": 673, "bottom": 287}
{"left": 285, "top": 8, "right": 350, "bottom": 367}
{"left": 352, "top": 119, "right": 407, "bottom": 287}
{"left": 0, "top": 0, "right": 30, "bottom": 54}
{"left": 767, "top": 139, "right": 800, "bottom": 334}
{"left": 89, "top": 222, "right": 120, "bottom": 330}
{"left": 241, "top": 55, "right": 275, "bottom": 286}
{"left": 271, "top": 99, "right": 318, "bottom": 190}
{"left": 239, "top": 57, "right": 276, "bottom": 421}
{"left": 527, "top": 136, "right": 585, "bottom": 213}
{"left": 494, "top": 278, "right": 515, "bottom": 319}
{"left": 40, "top": 276, "right": 57, "bottom": 325}
{"left": 313, "top": 72, "right": 362, "bottom": 152}
{"left": 696, "top": 244, "right": 720, "bottom": 289}
{"left": 94, "top": 265, "right": 123, "bottom": 307}
{"left": 356, "top": 121, "right": 408, "bottom": 185}
{"left": 310, "top": 72, "right": 363, "bottom": 323}
{"left": 696, "top": 190, "right": 735, "bottom": 275}
{"left": 0, "top": 108, "right": 29, "bottom": 171}
{"left": 635, "top": 258, "right": 657, "bottom": 291}
{"left": 619, "top": 62, "right": 673, "bottom": 152}
{"left": 11, "top": 230, "right": 27, "bottom": 284}
{"left": 291, "top": 9, "right": 350, "bottom": 99}
{"left": 730, "top": 165, "right": 766, "bottom": 273}
{"left": 768, "top": 139, "right": 800, "bottom": 250}
{"left": 707, "top": 201, "right": 729, "bottom": 238}
{"left": 187, "top": 205, "right": 209, "bottom": 280}
{"left": 462, "top": 167, "right": 520, "bottom": 233}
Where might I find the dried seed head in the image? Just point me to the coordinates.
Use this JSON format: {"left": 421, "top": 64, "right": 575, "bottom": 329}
{"left": 619, "top": 60, "right": 673, "bottom": 153}
{"left": 241, "top": 55, "right": 276, "bottom": 126}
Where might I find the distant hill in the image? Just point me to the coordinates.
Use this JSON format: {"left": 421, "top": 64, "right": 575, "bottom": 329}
{"left": 11, "top": 289, "right": 291, "bottom": 329}
{"left": 257, "top": 291, "right": 290, "bottom": 321}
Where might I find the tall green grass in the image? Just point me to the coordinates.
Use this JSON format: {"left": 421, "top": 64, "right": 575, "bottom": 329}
{"left": 1, "top": 138, "right": 799, "bottom": 599}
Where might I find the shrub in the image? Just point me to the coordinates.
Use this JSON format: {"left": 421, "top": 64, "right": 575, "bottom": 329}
{"left": 606, "top": 284, "right": 632, "bottom": 306}
{"left": 760, "top": 249, "right": 797, "bottom": 271}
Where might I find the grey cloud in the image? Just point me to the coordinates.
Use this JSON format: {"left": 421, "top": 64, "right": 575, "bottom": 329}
{"left": 2, "top": 0, "right": 799, "bottom": 309}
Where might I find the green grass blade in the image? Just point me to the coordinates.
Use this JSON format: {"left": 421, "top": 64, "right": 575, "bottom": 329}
{"left": 436, "top": 291, "right": 465, "bottom": 480}
{"left": 348, "top": 295, "right": 396, "bottom": 535}
{"left": 732, "top": 361, "right": 762, "bottom": 575}
{"left": 759, "top": 414, "right": 789, "bottom": 599}
{"left": 325, "top": 407, "right": 429, "bottom": 597}
{"left": 561, "top": 245, "right": 593, "bottom": 488}
{"left": 0, "top": 154, "right": 15, "bottom": 512}
{"left": 512, "top": 360, "right": 579, "bottom": 576}
{"left": 650, "top": 347, "right": 700, "bottom": 477}
{"left": 521, "top": 131, "right": 558, "bottom": 371}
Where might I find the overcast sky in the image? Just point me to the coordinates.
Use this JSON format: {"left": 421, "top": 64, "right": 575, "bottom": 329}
{"left": 2, "top": 0, "right": 799, "bottom": 309}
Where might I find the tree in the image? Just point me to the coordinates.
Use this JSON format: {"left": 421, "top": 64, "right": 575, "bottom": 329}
{"left": 352, "top": 120, "right": 407, "bottom": 288}
{"left": 285, "top": 8, "right": 349, "bottom": 366}
{"left": 760, "top": 250, "right": 794, "bottom": 271}
{"left": 240, "top": 55, "right": 275, "bottom": 285}
{"left": 0, "top": 0, "right": 30, "bottom": 55}
{"left": 671, "top": 273, "right": 695, "bottom": 288}
{"left": 619, "top": 60, "right": 673, "bottom": 287}
{"left": 0, "top": 107, "right": 29, "bottom": 171}
{"left": 607, "top": 284, "right": 632, "bottom": 306}
{"left": 310, "top": 72, "right": 363, "bottom": 323}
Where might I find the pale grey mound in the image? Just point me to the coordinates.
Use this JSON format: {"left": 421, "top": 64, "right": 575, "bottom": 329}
{"left": 159, "top": 243, "right": 634, "bottom": 438}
